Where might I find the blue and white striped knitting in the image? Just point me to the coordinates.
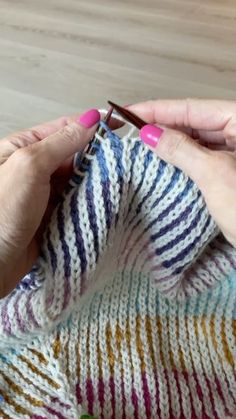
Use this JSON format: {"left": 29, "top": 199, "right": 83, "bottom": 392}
{"left": 0, "top": 115, "right": 235, "bottom": 418}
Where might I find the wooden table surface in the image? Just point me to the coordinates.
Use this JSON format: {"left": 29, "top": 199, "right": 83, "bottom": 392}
{"left": 0, "top": 0, "right": 235, "bottom": 136}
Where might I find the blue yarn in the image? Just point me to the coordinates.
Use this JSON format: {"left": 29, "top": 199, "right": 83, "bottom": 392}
{"left": 168, "top": 215, "right": 212, "bottom": 271}
{"left": 86, "top": 168, "right": 99, "bottom": 261}
{"left": 70, "top": 193, "right": 87, "bottom": 274}
{"left": 57, "top": 203, "right": 71, "bottom": 278}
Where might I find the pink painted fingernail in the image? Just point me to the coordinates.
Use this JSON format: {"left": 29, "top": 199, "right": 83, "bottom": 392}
{"left": 77, "top": 109, "right": 100, "bottom": 128}
{"left": 140, "top": 124, "right": 164, "bottom": 147}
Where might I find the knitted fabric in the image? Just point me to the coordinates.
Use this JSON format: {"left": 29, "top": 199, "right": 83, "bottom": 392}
{"left": 0, "top": 116, "right": 235, "bottom": 418}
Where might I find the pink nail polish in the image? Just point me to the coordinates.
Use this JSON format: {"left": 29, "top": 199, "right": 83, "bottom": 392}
{"left": 140, "top": 124, "right": 164, "bottom": 147}
{"left": 77, "top": 109, "right": 100, "bottom": 128}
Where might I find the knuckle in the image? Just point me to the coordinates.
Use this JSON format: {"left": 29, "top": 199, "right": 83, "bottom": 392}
{"left": 184, "top": 97, "right": 199, "bottom": 126}
{"left": 30, "top": 128, "right": 44, "bottom": 141}
{"left": 225, "top": 118, "right": 236, "bottom": 144}
{"left": 60, "top": 123, "right": 84, "bottom": 146}
{"left": 164, "top": 131, "right": 189, "bottom": 163}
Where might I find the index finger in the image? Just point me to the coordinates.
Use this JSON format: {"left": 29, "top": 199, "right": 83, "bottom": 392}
{"left": 1, "top": 115, "right": 77, "bottom": 145}
{"left": 128, "top": 99, "right": 236, "bottom": 131}
{"left": 10, "top": 113, "right": 123, "bottom": 142}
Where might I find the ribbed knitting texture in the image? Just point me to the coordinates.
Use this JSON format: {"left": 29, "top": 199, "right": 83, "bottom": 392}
{"left": 0, "top": 118, "right": 235, "bottom": 418}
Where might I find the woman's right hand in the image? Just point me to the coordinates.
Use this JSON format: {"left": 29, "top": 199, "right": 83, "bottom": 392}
{"left": 129, "top": 99, "right": 236, "bottom": 248}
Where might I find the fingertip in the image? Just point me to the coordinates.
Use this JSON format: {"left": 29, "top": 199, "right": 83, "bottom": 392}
{"left": 140, "top": 124, "right": 164, "bottom": 148}
{"left": 77, "top": 109, "right": 100, "bottom": 128}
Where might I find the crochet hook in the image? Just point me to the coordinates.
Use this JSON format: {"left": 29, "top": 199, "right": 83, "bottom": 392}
{"left": 107, "top": 100, "right": 147, "bottom": 129}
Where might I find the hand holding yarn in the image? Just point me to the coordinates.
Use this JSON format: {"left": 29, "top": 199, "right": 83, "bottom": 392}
{"left": 0, "top": 109, "right": 100, "bottom": 298}
{"left": 130, "top": 99, "right": 236, "bottom": 249}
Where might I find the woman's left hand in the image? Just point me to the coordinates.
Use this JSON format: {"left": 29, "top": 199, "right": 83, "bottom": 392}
{"left": 0, "top": 110, "right": 101, "bottom": 298}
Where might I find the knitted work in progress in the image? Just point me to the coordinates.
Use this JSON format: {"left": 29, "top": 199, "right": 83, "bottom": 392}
{"left": 0, "top": 117, "right": 235, "bottom": 418}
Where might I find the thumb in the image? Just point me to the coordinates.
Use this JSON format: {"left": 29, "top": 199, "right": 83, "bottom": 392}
{"left": 140, "top": 124, "right": 210, "bottom": 186}
{"left": 14, "top": 109, "right": 101, "bottom": 176}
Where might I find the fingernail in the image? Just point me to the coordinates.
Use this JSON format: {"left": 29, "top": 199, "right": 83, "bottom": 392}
{"left": 140, "top": 124, "right": 164, "bottom": 147}
{"left": 77, "top": 109, "right": 100, "bottom": 128}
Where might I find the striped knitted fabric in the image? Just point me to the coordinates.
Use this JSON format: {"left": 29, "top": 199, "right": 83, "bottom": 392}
{"left": 0, "top": 116, "right": 235, "bottom": 418}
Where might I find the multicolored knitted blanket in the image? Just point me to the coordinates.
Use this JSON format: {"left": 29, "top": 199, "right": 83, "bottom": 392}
{"left": 0, "top": 117, "right": 235, "bottom": 418}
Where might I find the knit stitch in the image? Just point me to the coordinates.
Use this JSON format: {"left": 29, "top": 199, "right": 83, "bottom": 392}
{"left": 0, "top": 114, "right": 235, "bottom": 418}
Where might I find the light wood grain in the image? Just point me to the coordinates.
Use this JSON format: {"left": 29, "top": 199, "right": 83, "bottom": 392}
{"left": 0, "top": 0, "right": 236, "bottom": 136}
